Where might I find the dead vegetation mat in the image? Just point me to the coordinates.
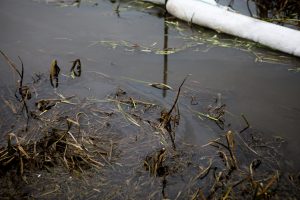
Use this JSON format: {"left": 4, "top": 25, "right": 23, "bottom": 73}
{"left": 0, "top": 54, "right": 300, "bottom": 199}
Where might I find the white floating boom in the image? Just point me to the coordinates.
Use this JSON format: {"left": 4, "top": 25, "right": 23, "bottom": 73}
{"left": 145, "top": 0, "right": 300, "bottom": 57}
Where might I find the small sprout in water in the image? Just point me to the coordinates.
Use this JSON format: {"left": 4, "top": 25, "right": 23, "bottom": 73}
{"left": 144, "top": 147, "right": 167, "bottom": 177}
{"left": 50, "top": 59, "right": 60, "bottom": 88}
{"left": 70, "top": 59, "right": 82, "bottom": 78}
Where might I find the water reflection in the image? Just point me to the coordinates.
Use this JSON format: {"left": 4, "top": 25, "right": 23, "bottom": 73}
{"left": 162, "top": 14, "right": 169, "bottom": 98}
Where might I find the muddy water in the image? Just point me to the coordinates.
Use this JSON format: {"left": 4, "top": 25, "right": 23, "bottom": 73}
{"left": 1, "top": 0, "right": 300, "bottom": 169}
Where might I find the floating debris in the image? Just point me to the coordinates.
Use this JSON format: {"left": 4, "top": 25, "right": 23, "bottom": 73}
{"left": 88, "top": 19, "right": 295, "bottom": 64}
{"left": 148, "top": 83, "right": 173, "bottom": 90}
{"left": 122, "top": 76, "right": 173, "bottom": 91}
{"left": 288, "top": 67, "right": 300, "bottom": 72}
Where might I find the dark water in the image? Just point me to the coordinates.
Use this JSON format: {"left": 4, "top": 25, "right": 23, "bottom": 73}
{"left": 1, "top": 0, "right": 300, "bottom": 169}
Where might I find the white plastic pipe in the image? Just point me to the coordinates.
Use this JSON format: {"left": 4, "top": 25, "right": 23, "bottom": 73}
{"left": 144, "top": 0, "right": 217, "bottom": 6}
{"left": 166, "top": 0, "right": 300, "bottom": 57}
{"left": 143, "top": 0, "right": 165, "bottom": 5}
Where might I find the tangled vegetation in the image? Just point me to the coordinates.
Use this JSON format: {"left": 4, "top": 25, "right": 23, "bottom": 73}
{"left": 0, "top": 52, "right": 299, "bottom": 199}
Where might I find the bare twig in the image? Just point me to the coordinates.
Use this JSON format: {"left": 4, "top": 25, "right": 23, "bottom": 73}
{"left": 239, "top": 114, "right": 250, "bottom": 133}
